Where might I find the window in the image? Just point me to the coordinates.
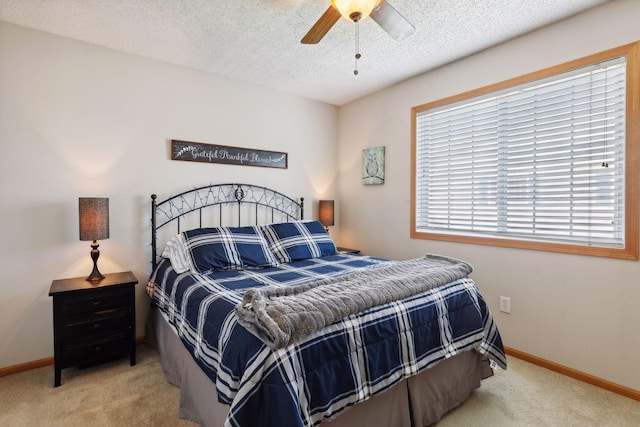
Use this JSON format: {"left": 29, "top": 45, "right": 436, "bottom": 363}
{"left": 411, "top": 43, "right": 639, "bottom": 260}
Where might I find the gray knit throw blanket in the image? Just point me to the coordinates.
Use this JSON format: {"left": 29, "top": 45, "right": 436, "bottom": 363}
{"left": 235, "top": 254, "right": 473, "bottom": 349}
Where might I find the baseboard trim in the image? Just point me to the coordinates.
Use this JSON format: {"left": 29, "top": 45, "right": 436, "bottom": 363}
{"left": 0, "top": 356, "right": 54, "bottom": 378}
{"left": 505, "top": 346, "right": 640, "bottom": 402}
{"left": 0, "top": 336, "right": 148, "bottom": 378}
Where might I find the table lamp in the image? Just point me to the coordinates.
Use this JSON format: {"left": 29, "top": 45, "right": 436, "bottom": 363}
{"left": 79, "top": 197, "right": 109, "bottom": 282}
{"left": 319, "top": 200, "right": 335, "bottom": 233}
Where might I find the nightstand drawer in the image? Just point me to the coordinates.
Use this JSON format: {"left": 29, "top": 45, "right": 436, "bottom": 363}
{"left": 62, "top": 288, "right": 130, "bottom": 316}
{"left": 63, "top": 311, "right": 130, "bottom": 341}
{"left": 63, "top": 333, "right": 129, "bottom": 366}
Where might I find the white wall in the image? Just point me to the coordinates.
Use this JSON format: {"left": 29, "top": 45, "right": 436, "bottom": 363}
{"left": 338, "top": 0, "right": 640, "bottom": 391}
{"left": 0, "top": 22, "right": 338, "bottom": 368}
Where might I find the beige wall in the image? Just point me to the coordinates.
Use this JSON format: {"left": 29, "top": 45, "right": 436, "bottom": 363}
{"left": 0, "top": 22, "right": 338, "bottom": 368}
{"left": 337, "top": 0, "right": 640, "bottom": 391}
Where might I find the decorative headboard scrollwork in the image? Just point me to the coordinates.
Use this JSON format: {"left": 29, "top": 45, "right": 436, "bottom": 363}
{"left": 151, "top": 183, "right": 304, "bottom": 269}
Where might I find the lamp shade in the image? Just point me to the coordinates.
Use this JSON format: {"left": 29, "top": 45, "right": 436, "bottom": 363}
{"left": 79, "top": 198, "right": 109, "bottom": 241}
{"left": 319, "top": 200, "right": 335, "bottom": 227}
{"left": 331, "top": 0, "right": 380, "bottom": 21}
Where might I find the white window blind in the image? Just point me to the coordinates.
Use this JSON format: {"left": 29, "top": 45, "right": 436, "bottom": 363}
{"left": 415, "top": 56, "right": 626, "bottom": 248}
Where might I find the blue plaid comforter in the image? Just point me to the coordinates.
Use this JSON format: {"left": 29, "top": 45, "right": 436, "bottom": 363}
{"left": 147, "top": 254, "right": 506, "bottom": 427}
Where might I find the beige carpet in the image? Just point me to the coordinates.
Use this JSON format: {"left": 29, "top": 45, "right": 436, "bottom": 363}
{"left": 0, "top": 345, "right": 193, "bottom": 427}
{"left": 1, "top": 345, "right": 639, "bottom": 426}
{"left": 438, "top": 358, "right": 640, "bottom": 427}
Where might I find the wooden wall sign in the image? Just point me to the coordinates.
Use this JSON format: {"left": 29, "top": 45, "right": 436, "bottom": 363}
{"left": 171, "top": 140, "right": 288, "bottom": 169}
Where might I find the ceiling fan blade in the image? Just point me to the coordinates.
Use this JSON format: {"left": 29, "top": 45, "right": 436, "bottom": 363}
{"left": 370, "top": 1, "right": 415, "bottom": 41}
{"left": 301, "top": 6, "right": 341, "bottom": 44}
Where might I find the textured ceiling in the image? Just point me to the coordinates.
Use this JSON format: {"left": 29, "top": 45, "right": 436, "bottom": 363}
{"left": 0, "top": 0, "right": 609, "bottom": 106}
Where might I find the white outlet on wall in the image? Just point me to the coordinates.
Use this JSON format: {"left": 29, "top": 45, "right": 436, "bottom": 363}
{"left": 499, "top": 296, "right": 511, "bottom": 314}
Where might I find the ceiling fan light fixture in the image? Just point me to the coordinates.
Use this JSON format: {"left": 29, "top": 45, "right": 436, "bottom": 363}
{"left": 330, "top": 0, "right": 381, "bottom": 22}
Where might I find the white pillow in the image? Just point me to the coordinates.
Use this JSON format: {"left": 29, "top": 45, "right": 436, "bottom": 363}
{"left": 161, "top": 233, "right": 195, "bottom": 274}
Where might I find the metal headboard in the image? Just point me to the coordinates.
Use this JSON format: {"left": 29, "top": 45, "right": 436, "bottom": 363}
{"left": 151, "top": 183, "right": 304, "bottom": 269}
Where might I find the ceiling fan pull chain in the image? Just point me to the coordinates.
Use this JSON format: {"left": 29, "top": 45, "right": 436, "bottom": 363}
{"left": 354, "top": 19, "right": 361, "bottom": 75}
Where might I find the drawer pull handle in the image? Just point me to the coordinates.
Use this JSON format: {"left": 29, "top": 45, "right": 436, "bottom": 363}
{"left": 94, "top": 346, "right": 102, "bottom": 352}
{"left": 93, "top": 300, "right": 101, "bottom": 307}
{"left": 93, "top": 323, "right": 101, "bottom": 329}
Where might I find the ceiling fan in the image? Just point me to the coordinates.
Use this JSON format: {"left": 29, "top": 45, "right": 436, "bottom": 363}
{"left": 301, "top": 0, "right": 415, "bottom": 45}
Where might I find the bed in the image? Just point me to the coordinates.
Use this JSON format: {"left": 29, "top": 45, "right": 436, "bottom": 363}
{"left": 146, "top": 183, "right": 506, "bottom": 427}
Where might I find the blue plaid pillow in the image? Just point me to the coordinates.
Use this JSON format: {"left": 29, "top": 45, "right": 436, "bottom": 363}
{"left": 182, "top": 226, "right": 279, "bottom": 273}
{"left": 260, "top": 221, "right": 337, "bottom": 263}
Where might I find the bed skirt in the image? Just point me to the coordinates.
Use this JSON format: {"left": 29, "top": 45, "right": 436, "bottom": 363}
{"left": 148, "top": 306, "right": 494, "bottom": 427}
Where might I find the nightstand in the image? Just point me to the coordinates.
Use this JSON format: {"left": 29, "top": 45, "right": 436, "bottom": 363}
{"left": 49, "top": 271, "right": 138, "bottom": 387}
{"left": 337, "top": 247, "right": 361, "bottom": 254}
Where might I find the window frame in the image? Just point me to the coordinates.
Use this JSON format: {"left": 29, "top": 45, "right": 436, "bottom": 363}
{"left": 411, "top": 42, "right": 639, "bottom": 260}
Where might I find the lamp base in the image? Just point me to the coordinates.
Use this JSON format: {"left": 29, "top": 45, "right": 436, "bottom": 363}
{"left": 86, "top": 241, "right": 105, "bottom": 282}
{"left": 86, "top": 267, "right": 105, "bottom": 283}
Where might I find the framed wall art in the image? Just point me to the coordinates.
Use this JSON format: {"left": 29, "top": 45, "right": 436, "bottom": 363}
{"left": 362, "top": 146, "right": 385, "bottom": 185}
